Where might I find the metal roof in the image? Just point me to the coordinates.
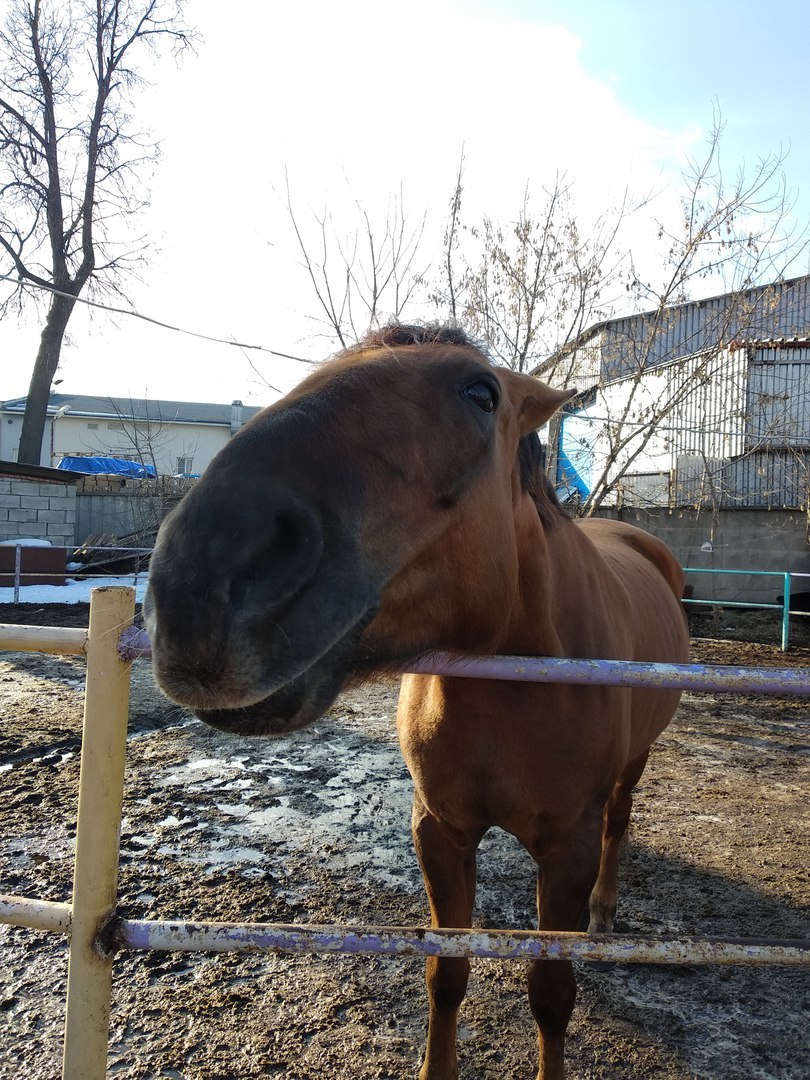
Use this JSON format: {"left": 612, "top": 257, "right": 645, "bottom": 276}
{"left": 0, "top": 459, "right": 84, "bottom": 482}
{"left": 729, "top": 337, "right": 810, "bottom": 349}
{"left": 533, "top": 274, "right": 810, "bottom": 378}
{"left": 0, "top": 394, "right": 264, "bottom": 426}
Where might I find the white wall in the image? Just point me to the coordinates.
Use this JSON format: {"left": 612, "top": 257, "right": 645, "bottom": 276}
{"left": 0, "top": 414, "right": 236, "bottom": 474}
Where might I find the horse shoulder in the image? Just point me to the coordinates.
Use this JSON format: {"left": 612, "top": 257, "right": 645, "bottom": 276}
{"left": 574, "top": 518, "right": 685, "bottom": 604}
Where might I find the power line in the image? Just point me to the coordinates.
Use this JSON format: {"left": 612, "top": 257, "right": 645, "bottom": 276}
{"left": 0, "top": 274, "right": 314, "bottom": 365}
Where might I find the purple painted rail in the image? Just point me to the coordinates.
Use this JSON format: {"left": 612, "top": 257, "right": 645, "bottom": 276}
{"left": 114, "top": 918, "right": 810, "bottom": 967}
{"left": 119, "top": 627, "right": 810, "bottom": 696}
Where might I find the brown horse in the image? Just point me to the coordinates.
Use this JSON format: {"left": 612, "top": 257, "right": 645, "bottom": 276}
{"left": 145, "top": 323, "right": 689, "bottom": 1079}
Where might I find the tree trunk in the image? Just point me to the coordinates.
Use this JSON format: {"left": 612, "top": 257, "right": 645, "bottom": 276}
{"left": 17, "top": 294, "right": 76, "bottom": 465}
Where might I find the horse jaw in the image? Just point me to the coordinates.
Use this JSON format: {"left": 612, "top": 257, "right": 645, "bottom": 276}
{"left": 144, "top": 580, "right": 382, "bottom": 735}
{"left": 186, "top": 611, "right": 378, "bottom": 735}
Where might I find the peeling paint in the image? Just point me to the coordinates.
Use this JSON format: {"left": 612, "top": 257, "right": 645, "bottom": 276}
{"left": 118, "top": 628, "right": 810, "bottom": 695}
{"left": 113, "top": 919, "right": 810, "bottom": 967}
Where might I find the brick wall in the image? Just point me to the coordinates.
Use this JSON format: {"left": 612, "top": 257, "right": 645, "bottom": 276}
{"left": 0, "top": 476, "right": 77, "bottom": 548}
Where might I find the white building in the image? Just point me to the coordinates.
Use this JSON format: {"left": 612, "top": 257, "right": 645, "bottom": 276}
{"left": 538, "top": 276, "right": 810, "bottom": 510}
{"left": 0, "top": 394, "right": 263, "bottom": 475}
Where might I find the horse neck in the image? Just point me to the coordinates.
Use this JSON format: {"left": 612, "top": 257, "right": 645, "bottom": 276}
{"left": 498, "top": 499, "right": 572, "bottom": 658}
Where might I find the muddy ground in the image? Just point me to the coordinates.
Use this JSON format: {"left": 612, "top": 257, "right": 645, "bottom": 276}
{"left": 0, "top": 604, "right": 807, "bottom": 1079}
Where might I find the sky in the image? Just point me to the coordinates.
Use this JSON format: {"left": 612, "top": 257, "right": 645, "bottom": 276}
{"left": 1, "top": 0, "right": 809, "bottom": 409}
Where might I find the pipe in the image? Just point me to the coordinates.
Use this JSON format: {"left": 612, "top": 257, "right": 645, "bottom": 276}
{"left": 0, "top": 624, "right": 87, "bottom": 655}
{"left": 0, "top": 895, "right": 71, "bottom": 933}
{"left": 405, "top": 654, "right": 810, "bottom": 696}
{"left": 117, "top": 628, "right": 809, "bottom": 695}
{"left": 113, "top": 919, "right": 810, "bottom": 968}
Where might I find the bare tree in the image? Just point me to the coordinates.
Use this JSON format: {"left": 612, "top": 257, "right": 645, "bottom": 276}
{"left": 541, "top": 116, "right": 809, "bottom": 515}
{"left": 98, "top": 396, "right": 197, "bottom": 476}
{"left": 283, "top": 116, "right": 807, "bottom": 523}
{"left": 286, "top": 178, "right": 428, "bottom": 350}
{"left": 440, "top": 151, "right": 466, "bottom": 324}
{"left": 432, "top": 164, "right": 636, "bottom": 374}
{"left": 0, "top": 0, "right": 191, "bottom": 464}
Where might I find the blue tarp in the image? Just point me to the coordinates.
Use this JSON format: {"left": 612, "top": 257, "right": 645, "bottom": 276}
{"left": 555, "top": 414, "right": 591, "bottom": 500}
{"left": 57, "top": 456, "right": 157, "bottom": 478}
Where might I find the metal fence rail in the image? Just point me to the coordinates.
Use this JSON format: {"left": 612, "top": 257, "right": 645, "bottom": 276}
{"left": 0, "top": 543, "right": 150, "bottom": 603}
{"left": 117, "top": 628, "right": 810, "bottom": 694}
{"left": 0, "top": 588, "right": 808, "bottom": 1080}
{"left": 114, "top": 918, "right": 810, "bottom": 967}
{"left": 682, "top": 567, "right": 810, "bottom": 651}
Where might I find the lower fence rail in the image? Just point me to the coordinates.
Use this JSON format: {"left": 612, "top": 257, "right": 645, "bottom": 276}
{"left": 5, "top": 900, "right": 806, "bottom": 967}
{"left": 111, "top": 918, "right": 810, "bottom": 967}
{"left": 1, "top": 587, "right": 809, "bottom": 1080}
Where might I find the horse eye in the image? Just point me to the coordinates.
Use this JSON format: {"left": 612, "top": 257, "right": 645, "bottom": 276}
{"left": 462, "top": 380, "right": 498, "bottom": 413}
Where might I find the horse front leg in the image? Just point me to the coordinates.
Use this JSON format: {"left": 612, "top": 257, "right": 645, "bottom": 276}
{"left": 588, "top": 749, "right": 649, "bottom": 933}
{"left": 528, "top": 810, "right": 603, "bottom": 1080}
{"left": 411, "top": 794, "right": 482, "bottom": 1080}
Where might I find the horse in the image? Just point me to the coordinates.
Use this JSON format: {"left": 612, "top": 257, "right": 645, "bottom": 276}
{"left": 144, "top": 323, "right": 690, "bottom": 1079}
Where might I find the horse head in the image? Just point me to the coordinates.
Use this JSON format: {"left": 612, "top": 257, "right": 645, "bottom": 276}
{"left": 144, "top": 324, "right": 575, "bottom": 734}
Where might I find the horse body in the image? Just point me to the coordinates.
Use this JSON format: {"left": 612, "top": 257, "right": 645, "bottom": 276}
{"left": 397, "top": 514, "right": 686, "bottom": 1078}
{"left": 145, "top": 324, "right": 689, "bottom": 1079}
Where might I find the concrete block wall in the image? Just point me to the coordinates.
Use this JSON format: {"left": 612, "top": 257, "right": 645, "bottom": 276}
{"left": 0, "top": 477, "right": 77, "bottom": 549}
{"left": 75, "top": 476, "right": 195, "bottom": 543}
{"left": 595, "top": 507, "right": 809, "bottom": 604}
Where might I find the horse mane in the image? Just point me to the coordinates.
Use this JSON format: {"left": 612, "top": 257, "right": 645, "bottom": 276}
{"left": 355, "top": 321, "right": 478, "bottom": 351}
{"left": 354, "top": 322, "right": 566, "bottom": 528}
{"left": 517, "top": 429, "right": 566, "bottom": 528}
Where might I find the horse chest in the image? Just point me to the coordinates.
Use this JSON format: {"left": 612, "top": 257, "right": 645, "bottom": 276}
{"left": 398, "top": 681, "right": 629, "bottom": 834}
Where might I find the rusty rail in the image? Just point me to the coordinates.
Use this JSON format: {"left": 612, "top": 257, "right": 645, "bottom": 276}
{"left": 118, "top": 627, "right": 810, "bottom": 696}
{"left": 114, "top": 919, "right": 810, "bottom": 967}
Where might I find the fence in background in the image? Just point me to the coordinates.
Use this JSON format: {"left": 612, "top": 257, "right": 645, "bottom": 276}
{"left": 0, "top": 588, "right": 808, "bottom": 1078}
{"left": 683, "top": 567, "right": 810, "bottom": 650}
{"left": 0, "top": 543, "right": 150, "bottom": 603}
{"left": 4, "top": 546, "right": 809, "bottom": 651}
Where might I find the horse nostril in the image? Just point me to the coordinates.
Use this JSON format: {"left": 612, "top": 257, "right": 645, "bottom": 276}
{"left": 270, "top": 512, "right": 309, "bottom": 565}
{"left": 228, "top": 505, "right": 323, "bottom": 613}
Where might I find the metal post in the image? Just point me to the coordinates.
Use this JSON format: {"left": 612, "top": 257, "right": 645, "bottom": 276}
{"left": 781, "top": 572, "right": 791, "bottom": 653}
{"left": 13, "top": 543, "right": 21, "bottom": 604}
{"left": 62, "top": 587, "right": 135, "bottom": 1080}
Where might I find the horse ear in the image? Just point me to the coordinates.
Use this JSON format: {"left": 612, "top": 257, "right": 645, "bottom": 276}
{"left": 507, "top": 373, "right": 578, "bottom": 434}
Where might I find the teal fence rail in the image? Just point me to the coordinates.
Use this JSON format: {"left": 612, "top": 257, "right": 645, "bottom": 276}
{"left": 682, "top": 568, "right": 810, "bottom": 651}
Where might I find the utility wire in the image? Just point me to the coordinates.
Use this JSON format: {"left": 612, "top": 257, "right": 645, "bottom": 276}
{"left": 0, "top": 273, "right": 314, "bottom": 365}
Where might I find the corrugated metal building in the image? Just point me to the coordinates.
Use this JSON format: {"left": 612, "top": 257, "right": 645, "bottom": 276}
{"left": 538, "top": 277, "right": 810, "bottom": 510}
{"left": 542, "top": 275, "right": 810, "bottom": 385}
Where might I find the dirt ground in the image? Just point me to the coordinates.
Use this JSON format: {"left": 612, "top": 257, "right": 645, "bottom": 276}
{"left": 0, "top": 603, "right": 807, "bottom": 1079}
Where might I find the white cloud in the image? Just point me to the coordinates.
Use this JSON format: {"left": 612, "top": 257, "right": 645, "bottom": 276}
{"left": 2, "top": 0, "right": 702, "bottom": 405}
